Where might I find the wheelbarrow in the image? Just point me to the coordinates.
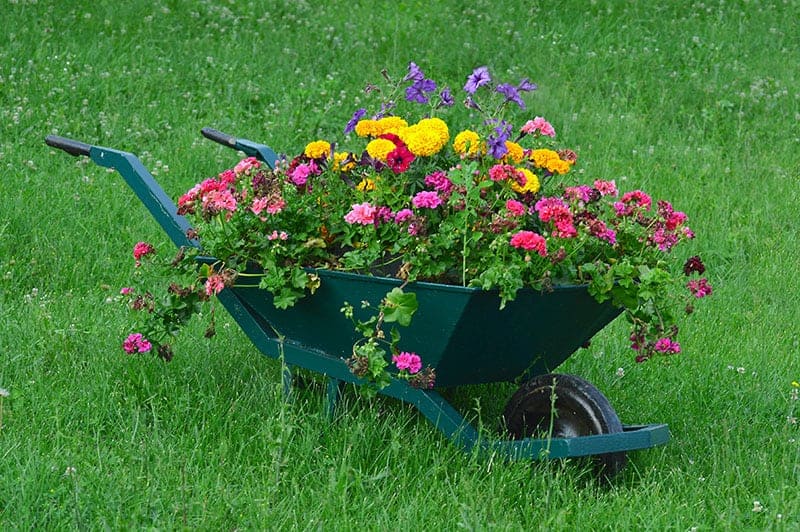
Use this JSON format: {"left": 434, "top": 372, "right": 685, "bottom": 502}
{"left": 45, "top": 129, "right": 670, "bottom": 477}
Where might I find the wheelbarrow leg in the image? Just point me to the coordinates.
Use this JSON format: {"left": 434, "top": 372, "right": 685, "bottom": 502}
{"left": 325, "top": 377, "right": 344, "bottom": 420}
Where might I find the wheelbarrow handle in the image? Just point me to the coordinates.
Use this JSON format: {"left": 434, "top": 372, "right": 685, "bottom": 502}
{"left": 45, "top": 135, "right": 91, "bottom": 157}
{"left": 44, "top": 133, "right": 196, "bottom": 250}
{"left": 201, "top": 126, "right": 278, "bottom": 168}
{"left": 201, "top": 127, "right": 238, "bottom": 148}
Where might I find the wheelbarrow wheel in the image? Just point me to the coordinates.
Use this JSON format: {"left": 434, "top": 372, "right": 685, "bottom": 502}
{"left": 502, "top": 373, "right": 627, "bottom": 478}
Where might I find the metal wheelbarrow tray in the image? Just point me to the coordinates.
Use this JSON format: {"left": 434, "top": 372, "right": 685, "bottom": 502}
{"left": 45, "top": 130, "right": 670, "bottom": 477}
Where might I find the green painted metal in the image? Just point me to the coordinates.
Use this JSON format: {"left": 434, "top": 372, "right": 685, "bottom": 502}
{"left": 231, "top": 268, "right": 621, "bottom": 387}
{"left": 46, "top": 133, "right": 671, "bottom": 463}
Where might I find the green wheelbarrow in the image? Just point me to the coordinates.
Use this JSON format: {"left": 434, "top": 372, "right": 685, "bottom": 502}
{"left": 45, "top": 129, "right": 669, "bottom": 478}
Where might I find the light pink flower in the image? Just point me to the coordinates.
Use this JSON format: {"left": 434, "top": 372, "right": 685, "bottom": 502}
{"left": 120, "top": 287, "right": 134, "bottom": 295}
{"left": 204, "top": 274, "right": 226, "bottom": 296}
{"left": 268, "top": 230, "right": 288, "bottom": 241}
{"left": 593, "top": 179, "right": 618, "bottom": 197}
{"left": 267, "top": 198, "right": 286, "bottom": 215}
{"left": 393, "top": 351, "right": 422, "bottom": 374}
{"left": 234, "top": 157, "right": 260, "bottom": 175}
{"left": 521, "top": 116, "right": 556, "bottom": 137}
{"left": 412, "top": 190, "right": 443, "bottom": 209}
{"left": 564, "top": 185, "right": 592, "bottom": 203}
{"left": 251, "top": 197, "right": 269, "bottom": 216}
{"left": 202, "top": 189, "right": 237, "bottom": 213}
{"left": 509, "top": 230, "right": 547, "bottom": 256}
{"left": 344, "top": 202, "right": 377, "bottom": 225}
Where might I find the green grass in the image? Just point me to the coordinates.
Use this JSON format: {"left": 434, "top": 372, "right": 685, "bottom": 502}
{"left": 2, "top": 0, "right": 799, "bottom": 528}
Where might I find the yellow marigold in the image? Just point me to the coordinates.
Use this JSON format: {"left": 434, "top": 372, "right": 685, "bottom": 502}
{"left": 419, "top": 117, "right": 449, "bottom": 144}
{"left": 332, "top": 151, "right": 356, "bottom": 172}
{"left": 354, "top": 119, "right": 378, "bottom": 137}
{"left": 366, "top": 138, "right": 396, "bottom": 162}
{"left": 356, "top": 178, "right": 376, "bottom": 192}
{"left": 529, "top": 148, "right": 561, "bottom": 169}
{"left": 304, "top": 140, "right": 331, "bottom": 160}
{"left": 399, "top": 118, "right": 450, "bottom": 157}
{"left": 503, "top": 141, "right": 524, "bottom": 164}
{"left": 511, "top": 168, "right": 541, "bottom": 194}
{"left": 453, "top": 130, "right": 484, "bottom": 156}
{"left": 548, "top": 159, "right": 572, "bottom": 175}
{"left": 374, "top": 116, "right": 409, "bottom": 136}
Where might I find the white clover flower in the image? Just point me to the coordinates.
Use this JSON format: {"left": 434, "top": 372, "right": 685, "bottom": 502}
{"left": 752, "top": 501, "right": 763, "bottom": 513}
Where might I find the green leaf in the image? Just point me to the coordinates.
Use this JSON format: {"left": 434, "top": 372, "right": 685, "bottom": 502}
{"left": 381, "top": 288, "right": 418, "bottom": 327}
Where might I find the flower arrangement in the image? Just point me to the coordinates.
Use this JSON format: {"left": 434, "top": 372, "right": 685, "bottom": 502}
{"left": 121, "top": 63, "right": 711, "bottom": 387}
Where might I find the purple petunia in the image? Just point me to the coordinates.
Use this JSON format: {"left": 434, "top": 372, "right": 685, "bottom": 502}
{"left": 464, "top": 66, "right": 491, "bottom": 94}
{"left": 496, "top": 83, "right": 525, "bottom": 109}
{"left": 517, "top": 78, "right": 538, "bottom": 92}
{"left": 438, "top": 87, "right": 454, "bottom": 107}
{"left": 405, "top": 78, "right": 437, "bottom": 104}
{"left": 344, "top": 108, "right": 367, "bottom": 135}
{"left": 486, "top": 120, "right": 512, "bottom": 159}
{"left": 403, "top": 62, "right": 425, "bottom": 82}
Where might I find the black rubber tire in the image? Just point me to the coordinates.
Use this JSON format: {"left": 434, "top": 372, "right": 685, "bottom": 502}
{"left": 502, "top": 373, "right": 627, "bottom": 478}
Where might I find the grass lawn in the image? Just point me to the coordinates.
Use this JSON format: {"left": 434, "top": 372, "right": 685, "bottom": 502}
{"left": 2, "top": 0, "right": 799, "bottom": 528}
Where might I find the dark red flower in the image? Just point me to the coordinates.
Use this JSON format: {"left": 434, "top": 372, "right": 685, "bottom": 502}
{"left": 386, "top": 145, "right": 415, "bottom": 174}
{"left": 683, "top": 255, "right": 706, "bottom": 276}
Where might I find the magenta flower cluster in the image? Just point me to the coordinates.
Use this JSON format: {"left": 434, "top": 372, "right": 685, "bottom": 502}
{"left": 392, "top": 351, "right": 422, "bottom": 374}
{"left": 123, "top": 333, "right": 152, "bottom": 354}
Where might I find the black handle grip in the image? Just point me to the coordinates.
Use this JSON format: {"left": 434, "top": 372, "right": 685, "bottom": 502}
{"left": 201, "top": 127, "right": 238, "bottom": 147}
{"left": 45, "top": 135, "right": 91, "bottom": 157}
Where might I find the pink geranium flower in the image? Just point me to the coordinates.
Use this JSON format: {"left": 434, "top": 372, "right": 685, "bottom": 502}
{"left": 687, "top": 278, "right": 713, "bottom": 298}
{"left": 509, "top": 230, "right": 547, "bottom": 256}
{"left": 123, "top": 333, "right": 152, "bottom": 354}
{"left": 344, "top": 202, "right": 377, "bottom": 225}
{"left": 535, "top": 197, "right": 576, "bottom": 238}
{"left": 250, "top": 197, "right": 269, "bottom": 216}
{"left": 289, "top": 161, "right": 318, "bottom": 186}
{"left": 505, "top": 199, "right": 527, "bottom": 217}
{"left": 133, "top": 241, "right": 155, "bottom": 266}
{"left": 653, "top": 337, "right": 681, "bottom": 354}
{"left": 392, "top": 351, "right": 422, "bottom": 374}
{"left": 267, "top": 230, "right": 288, "bottom": 241}
{"left": 234, "top": 157, "right": 261, "bottom": 175}
{"left": 202, "top": 189, "right": 237, "bottom": 213}
{"left": 394, "top": 209, "right": 414, "bottom": 223}
{"left": 593, "top": 179, "right": 618, "bottom": 197}
{"left": 204, "top": 274, "right": 226, "bottom": 296}
{"left": 424, "top": 171, "right": 454, "bottom": 195}
{"left": 520, "top": 116, "right": 556, "bottom": 137}
{"left": 412, "top": 191, "right": 443, "bottom": 209}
